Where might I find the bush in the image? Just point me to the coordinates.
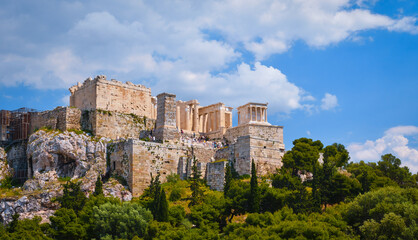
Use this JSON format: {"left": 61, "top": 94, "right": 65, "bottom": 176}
{"left": 92, "top": 202, "right": 153, "bottom": 239}
{"left": 169, "top": 187, "right": 182, "bottom": 201}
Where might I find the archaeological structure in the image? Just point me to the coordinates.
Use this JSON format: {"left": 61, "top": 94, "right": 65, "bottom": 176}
{"left": 0, "top": 75, "right": 285, "bottom": 197}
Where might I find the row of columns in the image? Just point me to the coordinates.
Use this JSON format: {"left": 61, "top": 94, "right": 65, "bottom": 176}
{"left": 199, "top": 110, "right": 222, "bottom": 133}
{"left": 249, "top": 106, "right": 267, "bottom": 122}
{"left": 177, "top": 103, "right": 199, "bottom": 132}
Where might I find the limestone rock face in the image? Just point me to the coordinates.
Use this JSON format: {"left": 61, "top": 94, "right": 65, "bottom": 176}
{"left": 0, "top": 147, "right": 12, "bottom": 181}
{"left": 27, "top": 130, "right": 107, "bottom": 181}
{"left": 0, "top": 130, "right": 134, "bottom": 224}
{"left": 0, "top": 192, "right": 60, "bottom": 224}
{"left": 103, "top": 178, "right": 132, "bottom": 202}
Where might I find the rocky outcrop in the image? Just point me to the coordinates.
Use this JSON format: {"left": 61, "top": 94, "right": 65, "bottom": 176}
{"left": 0, "top": 147, "right": 11, "bottom": 182}
{"left": 0, "top": 192, "right": 60, "bottom": 224}
{"left": 103, "top": 178, "right": 132, "bottom": 202}
{"left": 27, "top": 130, "right": 107, "bottom": 181}
{"left": 0, "top": 130, "right": 134, "bottom": 224}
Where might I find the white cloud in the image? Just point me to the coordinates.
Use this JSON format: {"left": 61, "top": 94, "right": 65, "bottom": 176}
{"left": 348, "top": 126, "right": 418, "bottom": 173}
{"left": 1, "top": 0, "right": 417, "bottom": 113}
{"left": 61, "top": 95, "right": 70, "bottom": 106}
{"left": 321, "top": 93, "right": 338, "bottom": 110}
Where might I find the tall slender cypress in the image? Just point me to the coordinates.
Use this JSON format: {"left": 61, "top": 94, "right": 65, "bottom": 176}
{"left": 189, "top": 157, "right": 203, "bottom": 206}
{"left": 249, "top": 159, "right": 260, "bottom": 213}
{"left": 93, "top": 174, "right": 103, "bottom": 196}
{"left": 224, "top": 162, "right": 232, "bottom": 197}
{"left": 157, "top": 189, "right": 169, "bottom": 222}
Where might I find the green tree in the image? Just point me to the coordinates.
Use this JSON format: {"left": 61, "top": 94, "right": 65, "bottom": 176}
{"left": 344, "top": 186, "right": 418, "bottom": 239}
{"left": 189, "top": 157, "right": 203, "bottom": 206}
{"left": 4, "top": 216, "right": 51, "bottom": 240}
{"left": 272, "top": 170, "right": 303, "bottom": 190}
{"left": 282, "top": 138, "right": 323, "bottom": 176}
{"left": 93, "top": 174, "right": 103, "bottom": 196}
{"left": 156, "top": 189, "right": 169, "bottom": 222}
{"left": 224, "top": 162, "right": 233, "bottom": 197}
{"left": 378, "top": 154, "right": 413, "bottom": 186}
{"left": 56, "top": 181, "right": 87, "bottom": 213}
{"left": 319, "top": 144, "right": 351, "bottom": 208}
{"left": 77, "top": 195, "right": 121, "bottom": 240}
{"left": 48, "top": 208, "right": 86, "bottom": 240}
{"left": 169, "top": 187, "right": 182, "bottom": 201}
{"left": 249, "top": 159, "right": 260, "bottom": 213}
{"left": 92, "top": 202, "right": 153, "bottom": 239}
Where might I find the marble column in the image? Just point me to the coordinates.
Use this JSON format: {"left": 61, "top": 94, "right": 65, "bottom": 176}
{"left": 185, "top": 106, "right": 190, "bottom": 131}
{"left": 176, "top": 106, "right": 180, "bottom": 128}
{"left": 193, "top": 104, "right": 199, "bottom": 132}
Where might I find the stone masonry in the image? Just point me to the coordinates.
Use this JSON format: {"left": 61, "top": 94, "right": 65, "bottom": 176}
{"left": 155, "top": 93, "right": 179, "bottom": 142}
{"left": 109, "top": 139, "right": 216, "bottom": 197}
{"left": 69, "top": 75, "right": 156, "bottom": 119}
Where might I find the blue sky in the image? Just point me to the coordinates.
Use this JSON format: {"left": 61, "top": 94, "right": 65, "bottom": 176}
{"left": 0, "top": 0, "right": 417, "bottom": 172}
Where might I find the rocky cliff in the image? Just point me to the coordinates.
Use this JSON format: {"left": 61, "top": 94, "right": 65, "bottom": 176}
{"left": 0, "top": 147, "right": 11, "bottom": 182}
{"left": 0, "top": 130, "right": 132, "bottom": 224}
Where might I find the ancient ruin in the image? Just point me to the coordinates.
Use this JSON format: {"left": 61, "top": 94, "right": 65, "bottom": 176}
{"left": 0, "top": 75, "right": 285, "bottom": 196}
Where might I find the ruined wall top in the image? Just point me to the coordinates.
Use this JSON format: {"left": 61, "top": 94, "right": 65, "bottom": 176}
{"left": 69, "top": 75, "right": 151, "bottom": 94}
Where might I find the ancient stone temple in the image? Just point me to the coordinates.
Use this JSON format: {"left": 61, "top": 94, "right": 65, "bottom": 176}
{"left": 237, "top": 102, "right": 269, "bottom": 126}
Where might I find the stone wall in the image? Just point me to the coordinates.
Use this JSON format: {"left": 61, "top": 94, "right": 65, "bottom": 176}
{"left": 82, "top": 110, "right": 154, "bottom": 139}
{"left": 109, "top": 139, "right": 218, "bottom": 197}
{"left": 206, "top": 160, "right": 226, "bottom": 191}
{"left": 69, "top": 76, "right": 155, "bottom": 119}
{"left": 29, "top": 107, "right": 82, "bottom": 134}
{"left": 222, "top": 123, "right": 285, "bottom": 176}
{"left": 155, "top": 93, "right": 179, "bottom": 142}
{"left": 30, "top": 107, "right": 154, "bottom": 140}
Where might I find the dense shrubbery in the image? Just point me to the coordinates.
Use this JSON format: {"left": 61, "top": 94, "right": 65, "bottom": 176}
{"left": 0, "top": 137, "right": 417, "bottom": 239}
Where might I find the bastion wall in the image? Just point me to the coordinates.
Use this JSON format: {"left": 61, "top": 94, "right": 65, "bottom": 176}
{"left": 109, "top": 139, "right": 217, "bottom": 197}
{"left": 69, "top": 75, "right": 156, "bottom": 119}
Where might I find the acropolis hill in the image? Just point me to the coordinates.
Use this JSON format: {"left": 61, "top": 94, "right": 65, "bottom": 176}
{"left": 0, "top": 75, "right": 285, "bottom": 197}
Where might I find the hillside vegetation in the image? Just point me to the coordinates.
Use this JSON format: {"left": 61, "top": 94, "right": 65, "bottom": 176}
{"left": 0, "top": 137, "right": 417, "bottom": 240}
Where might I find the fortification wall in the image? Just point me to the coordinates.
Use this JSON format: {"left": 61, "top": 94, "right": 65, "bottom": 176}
{"left": 224, "top": 123, "right": 283, "bottom": 143}
{"left": 109, "top": 139, "right": 219, "bottom": 197}
{"left": 82, "top": 110, "right": 154, "bottom": 140}
{"left": 70, "top": 76, "right": 155, "bottom": 119}
{"left": 29, "top": 107, "right": 82, "bottom": 134}
{"left": 70, "top": 79, "right": 96, "bottom": 111}
{"left": 206, "top": 160, "right": 226, "bottom": 191}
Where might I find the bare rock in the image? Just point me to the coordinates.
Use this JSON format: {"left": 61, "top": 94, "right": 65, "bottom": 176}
{"left": 0, "top": 147, "right": 12, "bottom": 182}
{"left": 27, "top": 130, "right": 107, "bottom": 180}
{"left": 103, "top": 178, "right": 132, "bottom": 202}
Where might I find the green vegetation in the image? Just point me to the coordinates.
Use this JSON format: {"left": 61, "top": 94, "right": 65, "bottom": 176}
{"left": 97, "top": 109, "right": 113, "bottom": 116}
{"left": 1, "top": 137, "right": 417, "bottom": 239}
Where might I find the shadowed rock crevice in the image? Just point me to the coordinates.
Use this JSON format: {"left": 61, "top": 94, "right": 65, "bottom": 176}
{"left": 56, "top": 154, "right": 76, "bottom": 178}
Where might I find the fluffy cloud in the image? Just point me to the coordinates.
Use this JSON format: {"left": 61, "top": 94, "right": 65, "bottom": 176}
{"left": 321, "top": 93, "right": 338, "bottom": 110}
{"left": 348, "top": 126, "right": 418, "bottom": 173}
{"left": 1, "top": 0, "right": 417, "bottom": 113}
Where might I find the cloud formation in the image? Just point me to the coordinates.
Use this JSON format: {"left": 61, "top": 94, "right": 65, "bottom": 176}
{"left": 321, "top": 93, "right": 338, "bottom": 110}
{"left": 0, "top": 0, "right": 417, "bottom": 113}
{"left": 348, "top": 126, "right": 418, "bottom": 173}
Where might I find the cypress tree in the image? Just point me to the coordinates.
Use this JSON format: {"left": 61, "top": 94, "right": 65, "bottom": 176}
{"left": 157, "top": 189, "right": 169, "bottom": 222}
{"left": 249, "top": 159, "right": 260, "bottom": 213}
{"left": 151, "top": 179, "right": 162, "bottom": 219}
{"left": 189, "top": 157, "right": 203, "bottom": 206}
{"left": 93, "top": 174, "right": 103, "bottom": 196}
{"left": 224, "top": 162, "right": 232, "bottom": 197}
